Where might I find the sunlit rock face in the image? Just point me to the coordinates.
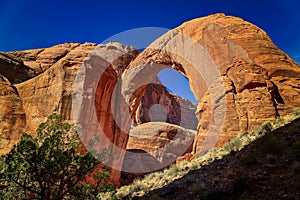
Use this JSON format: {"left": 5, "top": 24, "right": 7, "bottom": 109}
{"left": 0, "top": 74, "right": 26, "bottom": 154}
{"left": 124, "top": 13, "right": 300, "bottom": 155}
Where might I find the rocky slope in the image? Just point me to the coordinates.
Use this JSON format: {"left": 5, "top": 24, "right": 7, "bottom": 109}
{"left": 134, "top": 117, "right": 300, "bottom": 200}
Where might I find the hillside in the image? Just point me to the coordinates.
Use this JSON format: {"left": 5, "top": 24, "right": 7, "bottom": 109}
{"left": 103, "top": 111, "right": 300, "bottom": 199}
{"left": 138, "top": 118, "right": 300, "bottom": 199}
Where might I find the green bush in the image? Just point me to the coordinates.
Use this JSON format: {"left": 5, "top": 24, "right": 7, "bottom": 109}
{"left": 292, "top": 108, "right": 300, "bottom": 117}
{"left": 256, "top": 121, "right": 272, "bottom": 135}
{"left": 130, "top": 179, "right": 146, "bottom": 193}
{"left": 238, "top": 131, "right": 248, "bottom": 138}
{"left": 0, "top": 114, "right": 115, "bottom": 200}
{"left": 167, "top": 164, "right": 180, "bottom": 176}
{"left": 223, "top": 138, "right": 241, "bottom": 152}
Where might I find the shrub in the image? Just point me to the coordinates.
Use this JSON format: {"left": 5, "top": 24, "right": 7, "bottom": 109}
{"left": 255, "top": 121, "right": 272, "bottom": 135}
{"left": 130, "top": 179, "right": 146, "bottom": 193}
{"left": 238, "top": 131, "right": 248, "bottom": 138}
{"left": 292, "top": 108, "right": 300, "bottom": 117}
{"left": 275, "top": 116, "right": 285, "bottom": 125}
{"left": 106, "top": 111, "right": 300, "bottom": 199}
{"left": 0, "top": 114, "right": 115, "bottom": 199}
{"left": 223, "top": 138, "right": 241, "bottom": 152}
{"left": 167, "top": 164, "right": 179, "bottom": 176}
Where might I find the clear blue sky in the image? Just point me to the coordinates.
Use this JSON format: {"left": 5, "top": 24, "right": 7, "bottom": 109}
{"left": 1, "top": 0, "right": 299, "bottom": 103}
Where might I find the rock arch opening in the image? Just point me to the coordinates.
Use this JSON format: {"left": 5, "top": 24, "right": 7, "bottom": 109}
{"left": 158, "top": 68, "right": 198, "bottom": 104}
{"left": 132, "top": 67, "right": 198, "bottom": 131}
{"left": 159, "top": 68, "right": 198, "bottom": 128}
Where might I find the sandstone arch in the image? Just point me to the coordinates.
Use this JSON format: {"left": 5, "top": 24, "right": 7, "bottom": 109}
{"left": 122, "top": 33, "right": 227, "bottom": 155}
{"left": 123, "top": 13, "right": 300, "bottom": 155}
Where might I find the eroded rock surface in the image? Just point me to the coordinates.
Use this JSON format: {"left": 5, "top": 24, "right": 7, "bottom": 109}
{"left": 127, "top": 122, "right": 195, "bottom": 163}
{"left": 0, "top": 75, "right": 26, "bottom": 154}
{"left": 0, "top": 52, "right": 36, "bottom": 83}
{"left": 124, "top": 13, "right": 300, "bottom": 155}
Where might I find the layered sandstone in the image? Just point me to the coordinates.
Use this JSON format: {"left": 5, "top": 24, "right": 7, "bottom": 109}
{"left": 14, "top": 42, "right": 98, "bottom": 132}
{"left": 0, "top": 52, "right": 36, "bottom": 83}
{"left": 10, "top": 43, "right": 81, "bottom": 74}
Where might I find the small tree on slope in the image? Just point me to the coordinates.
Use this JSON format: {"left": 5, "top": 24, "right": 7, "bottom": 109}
{"left": 0, "top": 114, "right": 115, "bottom": 199}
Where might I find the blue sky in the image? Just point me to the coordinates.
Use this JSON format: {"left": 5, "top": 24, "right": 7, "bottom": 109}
{"left": 1, "top": 0, "right": 299, "bottom": 103}
{"left": 158, "top": 68, "right": 198, "bottom": 103}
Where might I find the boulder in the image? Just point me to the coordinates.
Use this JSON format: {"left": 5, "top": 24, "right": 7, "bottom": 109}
{"left": 126, "top": 122, "right": 195, "bottom": 168}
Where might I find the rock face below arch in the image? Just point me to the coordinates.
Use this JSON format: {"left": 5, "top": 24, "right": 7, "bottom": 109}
{"left": 120, "top": 149, "right": 161, "bottom": 186}
{"left": 123, "top": 122, "right": 195, "bottom": 185}
{"left": 124, "top": 13, "right": 300, "bottom": 155}
{"left": 127, "top": 122, "right": 195, "bottom": 164}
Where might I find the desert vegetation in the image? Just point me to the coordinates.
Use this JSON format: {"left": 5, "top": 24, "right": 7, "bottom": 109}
{"left": 0, "top": 114, "right": 115, "bottom": 199}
